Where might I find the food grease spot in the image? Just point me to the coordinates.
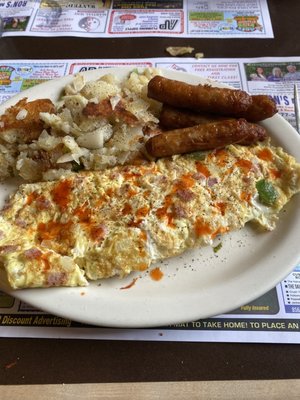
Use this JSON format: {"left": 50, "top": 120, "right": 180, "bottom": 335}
{"left": 120, "top": 277, "right": 138, "bottom": 290}
{"left": 150, "top": 267, "right": 164, "bottom": 281}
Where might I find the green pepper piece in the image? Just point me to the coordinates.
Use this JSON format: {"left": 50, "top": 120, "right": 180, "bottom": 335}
{"left": 213, "top": 242, "right": 222, "bottom": 253}
{"left": 189, "top": 151, "right": 208, "bottom": 161}
{"left": 256, "top": 179, "right": 278, "bottom": 206}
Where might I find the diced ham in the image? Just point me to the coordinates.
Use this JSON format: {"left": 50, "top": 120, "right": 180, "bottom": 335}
{"left": 24, "top": 247, "right": 42, "bottom": 259}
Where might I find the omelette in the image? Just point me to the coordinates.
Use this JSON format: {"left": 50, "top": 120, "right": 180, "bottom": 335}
{"left": 0, "top": 141, "right": 300, "bottom": 289}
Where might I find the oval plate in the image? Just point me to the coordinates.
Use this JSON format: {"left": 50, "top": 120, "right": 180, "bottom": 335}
{"left": 0, "top": 67, "right": 300, "bottom": 328}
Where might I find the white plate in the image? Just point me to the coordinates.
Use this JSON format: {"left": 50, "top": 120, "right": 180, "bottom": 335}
{"left": 0, "top": 67, "right": 300, "bottom": 328}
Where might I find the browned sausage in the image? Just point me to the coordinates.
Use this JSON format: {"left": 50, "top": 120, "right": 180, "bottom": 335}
{"left": 159, "top": 104, "right": 228, "bottom": 129}
{"left": 160, "top": 96, "right": 277, "bottom": 128}
{"left": 239, "top": 121, "right": 267, "bottom": 144}
{"left": 147, "top": 76, "right": 252, "bottom": 116}
{"left": 236, "top": 95, "right": 277, "bottom": 122}
{"left": 145, "top": 119, "right": 267, "bottom": 158}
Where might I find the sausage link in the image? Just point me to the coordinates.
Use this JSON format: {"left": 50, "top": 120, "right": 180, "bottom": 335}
{"left": 159, "top": 104, "right": 228, "bottom": 129}
{"left": 145, "top": 119, "right": 267, "bottom": 158}
{"left": 160, "top": 96, "right": 277, "bottom": 129}
{"left": 236, "top": 95, "right": 277, "bottom": 122}
{"left": 147, "top": 76, "right": 252, "bottom": 116}
{"left": 238, "top": 121, "right": 267, "bottom": 144}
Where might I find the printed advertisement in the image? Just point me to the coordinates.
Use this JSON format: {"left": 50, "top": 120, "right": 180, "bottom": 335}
{"left": 30, "top": 1, "right": 110, "bottom": 34}
{"left": 0, "top": 0, "right": 273, "bottom": 38}
{"left": 187, "top": 0, "right": 271, "bottom": 37}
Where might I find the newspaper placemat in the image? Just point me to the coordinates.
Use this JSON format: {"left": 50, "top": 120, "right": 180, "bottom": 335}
{"left": 1, "top": 56, "right": 300, "bottom": 343}
{"left": 0, "top": 0, "right": 273, "bottom": 39}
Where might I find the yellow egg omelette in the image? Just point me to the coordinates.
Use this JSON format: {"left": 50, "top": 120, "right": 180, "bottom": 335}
{"left": 0, "top": 141, "right": 300, "bottom": 289}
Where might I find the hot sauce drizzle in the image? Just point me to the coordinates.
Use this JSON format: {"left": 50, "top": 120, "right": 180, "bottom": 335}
{"left": 257, "top": 148, "right": 274, "bottom": 161}
{"left": 51, "top": 180, "right": 72, "bottom": 210}
{"left": 194, "top": 218, "right": 212, "bottom": 237}
{"left": 195, "top": 162, "right": 211, "bottom": 177}
{"left": 150, "top": 267, "right": 164, "bottom": 281}
{"left": 235, "top": 159, "right": 253, "bottom": 173}
{"left": 37, "top": 220, "right": 73, "bottom": 242}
